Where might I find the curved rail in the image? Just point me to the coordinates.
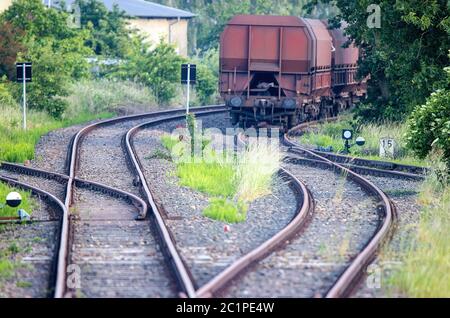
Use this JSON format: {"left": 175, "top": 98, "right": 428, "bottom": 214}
{"left": 196, "top": 169, "right": 313, "bottom": 297}
{"left": 125, "top": 110, "right": 226, "bottom": 297}
{"left": 126, "top": 113, "right": 314, "bottom": 297}
{"left": 283, "top": 133, "right": 397, "bottom": 297}
{"left": 289, "top": 118, "right": 427, "bottom": 176}
{"left": 0, "top": 175, "right": 68, "bottom": 298}
{"left": 61, "top": 106, "right": 224, "bottom": 298}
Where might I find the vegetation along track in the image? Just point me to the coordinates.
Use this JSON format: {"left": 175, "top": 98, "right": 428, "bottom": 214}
{"left": 289, "top": 119, "right": 427, "bottom": 178}
{"left": 60, "top": 106, "right": 226, "bottom": 298}
{"left": 0, "top": 175, "right": 67, "bottom": 297}
{"left": 283, "top": 131, "right": 398, "bottom": 297}
{"left": 126, "top": 111, "right": 313, "bottom": 297}
{"left": 288, "top": 122, "right": 425, "bottom": 297}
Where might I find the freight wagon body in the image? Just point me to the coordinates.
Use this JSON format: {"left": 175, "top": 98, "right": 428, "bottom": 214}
{"left": 219, "top": 15, "right": 367, "bottom": 129}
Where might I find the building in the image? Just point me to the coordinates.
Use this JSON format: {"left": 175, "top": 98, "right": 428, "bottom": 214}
{"left": 0, "top": 0, "right": 13, "bottom": 13}
{"left": 57, "top": 0, "right": 195, "bottom": 56}
{"left": 0, "top": 0, "right": 195, "bottom": 56}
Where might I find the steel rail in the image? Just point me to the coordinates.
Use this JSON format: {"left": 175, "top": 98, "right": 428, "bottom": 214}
{"left": 0, "top": 175, "right": 68, "bottom": 297}
{"left": 195, "top": 168, "right": 314, "bottom": 297}
{"left": 59, "top": 106, "right": 223, "bottom": 298}
{"left": 124, "top": 109, "right": 227, "bottom": 298}
{"left": 289, "top": 118, "right": 428, "bottom": 176}
{"left": 129, "top": 120, "right": 313, "bottom": 298}
{"left": 283, "top": 133, "right": 397, "bottom": 297}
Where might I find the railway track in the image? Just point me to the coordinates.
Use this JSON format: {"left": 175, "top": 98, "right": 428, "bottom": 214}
{"left": 1, "top": 106, "right": 418, "bottom": 298}
{"left": 210, "top": 132, "right": 394, "bottom": 297}
{"left": 0, "top": 175, "right": 66, "bottom": 297}
{"left": 59, "top": 105, "right": 227, "bottom": 298}
{"left": 282, "top": 133, "right": 398, "bottom": 297}
{"left": 289, "top": 119, "right": 427, "bottom": 178}
{"left": 125, "top": 112, "right": 314, "bottom": 297}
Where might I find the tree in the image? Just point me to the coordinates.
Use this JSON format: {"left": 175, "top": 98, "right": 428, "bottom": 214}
{"left": 74, "top": 0, "right": 131, "bottom": 57}
{"left": 152, "top": 0, "right": 313, "bottom": 52}
{"left": 0, "top": 22, "right": 25, "bottom": 81}
{"left": 0, "top": 0, "right": 92, "bottom": 118}
{"left": 112, "top": 38, "right": 185, "bottom": 105}
{"left": 305, "top": 0, "right": 450, "bottom": 122}
{"left": 406, "top": 59, "right": 450, "bottom": 168}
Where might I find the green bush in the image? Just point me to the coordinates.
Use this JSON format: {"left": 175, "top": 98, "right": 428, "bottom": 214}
{"left": 111, "top": 39, "right": 185, "bottom": 106}
{"left": 406, "top": 66, "right": 450, "bottom": 167}
{"left": 65, "top": 79, "right": 156, "bottom": 118}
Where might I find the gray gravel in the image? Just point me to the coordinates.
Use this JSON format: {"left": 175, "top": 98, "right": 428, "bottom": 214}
{"left": 133, "top": 113, "right": 300, "bottom": 288}
{"left": 352, "top": 176, "right": 422, "bottom": 298}
{"left": 218, "top": 161, "right": 380, "bottom": 297}
{"left": 0, "top": 202, "right": 60, "bottom": 298}
{"left": 0, "top": 167, "right": 66, "bottom": 203}
{"left": 69, "top": 187, "right": 178, "bottom": 297}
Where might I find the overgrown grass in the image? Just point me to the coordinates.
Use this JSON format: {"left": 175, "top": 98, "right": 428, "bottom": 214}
{"left": 65, "top": 79, "right": 157, "bottom": 117}
{"left": 0, "top": 103, "right": 112, "bottom": 163}
{"left": 236, "top": 142, "right": 282, "bottom": 202}
{"left": 177, "top": 160, "right": 236, "bottom": 197}
{"left": 160, "top": 133, "right": 281, "bottom": 223}
{"left": 0, "top": 79, "right": 158, "bottom": 163}
{"left": 203, "top": 198, "right": 247, "bottom": 223}
{"left": 299, "top": 116, "right": 426, "bottom": 166}
{"left": 0, "top": 182, "right": 34, "bottom": 218}
{"left": 384, "top": 156, "right": 449, "bottom": 297}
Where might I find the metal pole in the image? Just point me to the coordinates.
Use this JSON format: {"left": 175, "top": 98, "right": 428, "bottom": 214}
{"left": 186, "top": 64, "right": 190, "bottom": 114}
{"left": 22, "top": 64, "right": 27, "bottom": 130}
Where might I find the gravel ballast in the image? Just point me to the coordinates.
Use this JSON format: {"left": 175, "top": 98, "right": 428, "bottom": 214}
{"left": 133, "top": 113, "right": 300, "bottom": 287}
{"left": 218, "top": 161, "right": 380, "bottom": 297}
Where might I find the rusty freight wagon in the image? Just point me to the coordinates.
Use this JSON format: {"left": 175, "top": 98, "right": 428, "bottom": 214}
{"left": 219, "top": 15, "right": 367, "bottom": 129}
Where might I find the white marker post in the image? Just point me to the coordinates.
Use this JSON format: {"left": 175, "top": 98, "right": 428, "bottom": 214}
{"left": 16, "top": 62, "right": 31, "bottom": 130}
{"left": 186, "top": 63, "right": 190, "bottom": 115}
{"left": 22, "top": 63, "right": 27, "bottom": 130}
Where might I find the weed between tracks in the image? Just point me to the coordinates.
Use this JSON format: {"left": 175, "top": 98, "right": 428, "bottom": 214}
{"left": 159, "top": 122, "right": 281, "bottom": 223}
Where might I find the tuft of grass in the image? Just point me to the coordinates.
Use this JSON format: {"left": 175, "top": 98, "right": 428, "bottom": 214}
{"left": 177, "top": 160, "right": 236, "bottom": 197}
{"left": 236, "top": 142, "right": 282, "bottom": 202}
{"left": 0, "top": 182, "right": 34, "bottom": 218}
{"left": 16, "top": 281, "right": 32, "bottom": 288}
{"left": 386, "top": 157, "right": 450, "bottom": 297}
{"left": 0, "top": 258, "right": 15, "bottom": 281}
{"left": 203, "top": 198, "right": 248, "bottom": 223}
{"left": 160, "top": 134, "right": 281, "bottom": 223}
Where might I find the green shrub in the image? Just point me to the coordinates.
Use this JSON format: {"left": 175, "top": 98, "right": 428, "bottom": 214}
{"left": 406, "top": 88, "right": 450, "bottom": 167}
{"left": 65, "top": 79, "right": 156, "bottom": 118}
{"left": 111, "top": 39, "right": 185, "bottom": 106}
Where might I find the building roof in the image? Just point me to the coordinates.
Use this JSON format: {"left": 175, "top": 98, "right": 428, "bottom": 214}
{"left": 51, "top": 0, "right": 195, "bottom": 19}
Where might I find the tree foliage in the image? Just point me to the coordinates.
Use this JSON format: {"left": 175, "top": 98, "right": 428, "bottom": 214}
{"left": 0, "top": 0, "right": 92, "bottom": 118}
{"left": 152, "top": 0, "right": 335, "bottom": 52}
{"left": 406, "top": 60, "right": 450, "bottom": 167}
{"left": 111, "top": 38, "right": 185, "bottom": 105}
{"left": 74, "top": 0, "right": 131, "bottom": 57}
{"left": 0, "top": 22, "right": 26, "bottom": 80}
{"left": 305, "top": 0, "right": 450, "bottom": 122}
